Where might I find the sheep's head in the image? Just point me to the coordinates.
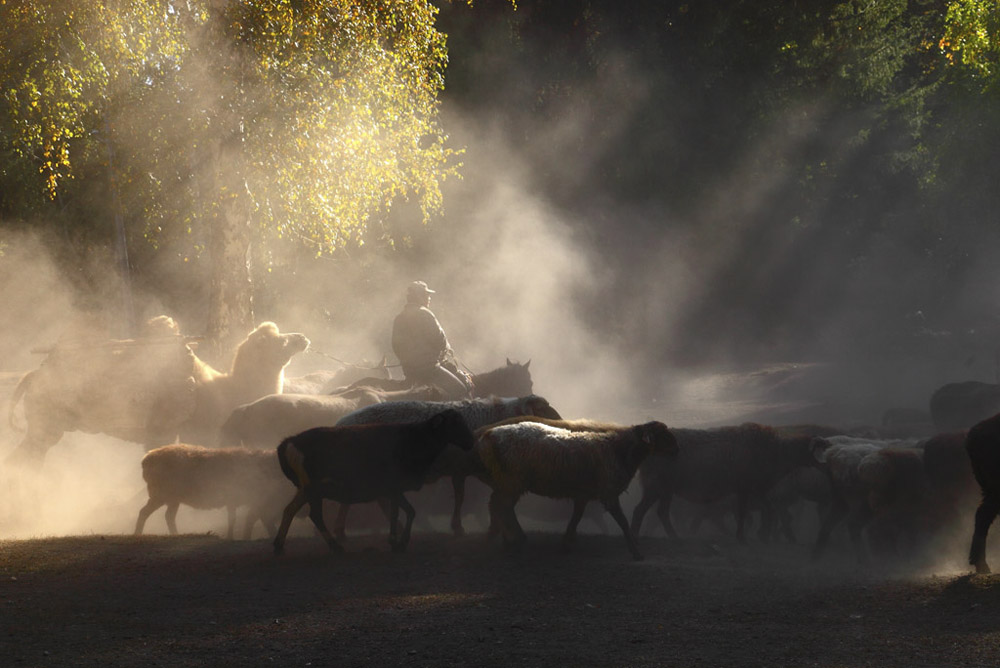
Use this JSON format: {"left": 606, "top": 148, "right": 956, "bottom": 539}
{"left": 810, "top": 437, "right": 833, "bottom": 465}
{"left": 523, "top": 395, "right": 561, "bottom": 420}
{"left": 637, "top": 421, "right": 679, "bottom": 458}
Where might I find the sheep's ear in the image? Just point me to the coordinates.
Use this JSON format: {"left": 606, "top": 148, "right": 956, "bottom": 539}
{"left": 811, "top": 437, "right": 831, "bottom": 464}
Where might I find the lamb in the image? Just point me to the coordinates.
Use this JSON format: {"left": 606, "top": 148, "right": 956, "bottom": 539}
{"left": 474, "top": 418, "right": 678, "bottom": 560}
{"left": 217, "top": 385, "right": 444, "bottom": 448}
{"left": 630, "top": 423, "right": 819, "bottom": 544}
{"left": 134, "top": 444, "right": 288, "bottom": 539}
{"left": 332, "top": 395, "right": 562, "bottom": 537}
{"left": 272, "top": 408, "right": 475, "bottom": 555}
{"left": 965, "top": 413, "right": 1000, "bottom": 573}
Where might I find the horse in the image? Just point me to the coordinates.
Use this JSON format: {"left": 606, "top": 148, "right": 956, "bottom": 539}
{"left": 333, "top": 358, "right": 534, "bottom": 399}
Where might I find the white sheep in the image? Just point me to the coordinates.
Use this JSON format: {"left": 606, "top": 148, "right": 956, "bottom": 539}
{"left": 474, "top": 418, "right": 678, "bottom": 560}
{"left": 134, "top": 444, "right": 288, "bottom": 539}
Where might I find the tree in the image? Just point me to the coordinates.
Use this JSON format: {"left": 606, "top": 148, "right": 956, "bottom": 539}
{"left": 0, "top": 0, "right": 457, "bottom": 359}
{"left": 940, "top": 0, "right": 1000, "bottom": 85}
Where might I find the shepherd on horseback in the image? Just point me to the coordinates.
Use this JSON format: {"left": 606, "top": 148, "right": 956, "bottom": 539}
{"left": 391, "top": 281, "right": 472, "bottom": 400}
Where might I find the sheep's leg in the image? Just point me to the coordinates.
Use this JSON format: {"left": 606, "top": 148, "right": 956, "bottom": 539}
{"left": 304, "top": 495, "right": 342, "bottom": 553}
{"left": 333, "top": 503, "right": 350, "bottom": 540}
{"left": 970, "top": 495, "right": 1000, "bottom": 574}
{"left": 488, "top": 492, "right": 513, "bottom": 545}
{"left": 561, "top": 499, "right": 588, "bottom": 551}
{"left": 506, "top": 501, "right": 526, "bottom": 547}
{"left": 847, "top": 506, "right": 872, "bottom": 566}
{"left": 630, "top": 491, "right": 658, "bottom": 537}
{"left": 134, "top": 497, "right": 164, "bottom": 535}
{"left": 165, "top": 503, "right": 180, "bottom": 535}
{"left": 244, "top": 506, "right": 263, "bottom": 540}
{"left": 388, "top": 496, "right": 401, "bottom": 548}
{"left": 688, "top": 508, "right": 705, "bottom": 535}
{"left": 655, "top": 497, "right": 679, "bottom": 538}
{"left": 486, "top": 493, "right": 503, "bottom": 542}
{"left": 490, "top": 492, "right": 524, "bottom": 549}
{"left": 450, "top": 476, "right": 467, "bottom": 537}
{"left": 605, "top": 498, "right": 643, "bottom": 561}
{"left": 226, "top": 505, "right": 237, "bottom": 540}
{"left": 390, "top": 494, "right": 417, "bottom": 553}
{"left": 756, "top": 494, "right": 774, "bottom": 545}
{"left": 734, "top": 492, "right": 750, "bottom": 544}
{"left": 274, "top": 489, "right": 308, "bottom": 555}
{"left": 775, "top": 502, "right": 797, "bottom": 544}
{"left": 811, "top": 495, "right": 849, "bottom": 562}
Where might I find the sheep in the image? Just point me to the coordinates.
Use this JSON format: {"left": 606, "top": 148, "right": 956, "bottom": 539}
{"left": 810, "top": 436, "right": 933, "bottom": 564}
{"left": 134, "top": 444, "right": 288, "bottom": 539}
{"left": 630, "top": 423, "right": 819, "bottom": 545}
{"left": 965, "top": 413, "right": 1000, "bottom": 573}
{"left": 474, "top": 418, "right": 678, "bottom": 560}
{"left": 272, "top": 408, "right": 475, "bottom": 555}
{"left": 331, "top": 395, "right": 562, "bottom": 538}
{"left": 217, "top": 385, "right": 444, "bottom": 448}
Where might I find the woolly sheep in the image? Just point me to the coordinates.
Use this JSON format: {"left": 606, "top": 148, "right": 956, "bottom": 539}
{"left": 272, "top": 409, "right": 475, "bottom": 555}
{"left": 474, "top": 418, "right": 678, "bottom": 560}
{"left": 134, "top": 444, "right": 287, "bottom": 539}
{"left": 630, "top": 423, "right": 818, "bottom": 544}
{"left": 810, "top": 436, "right": 931, "bottom": 564}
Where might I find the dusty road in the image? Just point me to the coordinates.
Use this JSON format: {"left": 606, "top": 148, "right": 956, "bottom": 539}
{"left": 2, "top": 530, "right": 999, "bottom": 668}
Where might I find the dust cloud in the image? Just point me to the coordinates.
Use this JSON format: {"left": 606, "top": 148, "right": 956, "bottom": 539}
{"left": 0, "top": 8, "right": 992, "bottom": 579}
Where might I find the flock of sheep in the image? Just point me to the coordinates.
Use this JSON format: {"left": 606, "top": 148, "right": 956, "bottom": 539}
{"left": 8, "top": 317, "right": 1000, "bottom": 571}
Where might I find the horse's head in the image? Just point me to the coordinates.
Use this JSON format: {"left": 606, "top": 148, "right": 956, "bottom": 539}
{"left": 473, "top": 359, "right": 533, "bottom": 398}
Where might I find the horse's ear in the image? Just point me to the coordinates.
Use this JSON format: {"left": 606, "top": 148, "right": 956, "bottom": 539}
{"left": 524, "top": 359, "right": 530, "bottom": 369}
{"left": 506, "top": 357, "right": 513, "bottom": 366}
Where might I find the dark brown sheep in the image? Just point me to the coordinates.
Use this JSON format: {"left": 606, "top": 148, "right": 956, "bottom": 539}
{"left": 272, "top": 409, "right": 475, "bottom": 555}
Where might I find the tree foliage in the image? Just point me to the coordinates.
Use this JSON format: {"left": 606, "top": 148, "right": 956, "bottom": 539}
{"left": 0, "top": 0, "right": 458, "bottom": 256}
{"left": 941, "top": 0, "right": 1000, "bottom": 84}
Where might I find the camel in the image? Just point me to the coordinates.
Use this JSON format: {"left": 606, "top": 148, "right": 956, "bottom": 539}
{"left": 178, "top": 322, "right": 310, "bottom": 445}
{"left": 6, "top": 319, "right": 309, "bottom": 467}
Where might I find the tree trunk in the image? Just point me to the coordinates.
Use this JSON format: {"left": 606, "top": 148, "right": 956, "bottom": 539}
{"left": 204, "top": 131, "right": 254, "bottom": 367}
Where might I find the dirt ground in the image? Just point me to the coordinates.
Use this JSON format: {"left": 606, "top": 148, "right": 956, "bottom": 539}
{"left": 2, "top": 363, "right": 995, "bottom": 667}
{"left": 2, "top": 527, "right": 1000, "bottom": 668}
